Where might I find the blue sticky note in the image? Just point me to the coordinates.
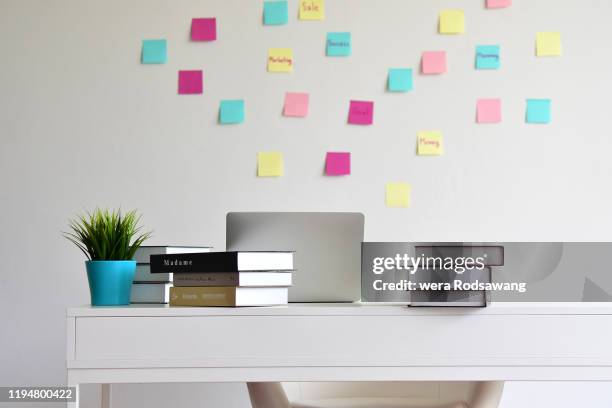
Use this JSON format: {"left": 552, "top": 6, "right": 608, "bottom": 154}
{"left": 476, "top": 45, "right": 500, "bottom": 70}
{"left": 264, "top": 1, "right": 288, "bottom": 25}
{"left": 326, "top": 32, "right": 351, "bottom": 57}
{"left": 526, "top": 99, "right": 551, "bottom": 124}
{"left": 219, "top": 100, "right": 245, "bottom": 124}
{"left": 141, "top": 39, "right": 167, "bottom": 64}
{"left": 388, "top": 68, "right": 413, "bottom": 92}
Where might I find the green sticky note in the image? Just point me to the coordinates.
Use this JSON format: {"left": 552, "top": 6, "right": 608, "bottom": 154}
{"left": 476, "top": 45, "right": 500, "bottom": 69}
{"left": 264, "top": 0, "right": 288, "bottom": 25}
{"left": 219, "top": 100, "right": 245, "bottom": 124}
{"left": 141, "top": 39, "right": 167, "bottom": 64}
{"left": 326, "top": 32, "right": 351, "bottom": 57}
{"left": 526, "top": 99, "right": 551, "bottom": 124}
{"left": 388, "top": 68, "right": 413, "bottom": 92}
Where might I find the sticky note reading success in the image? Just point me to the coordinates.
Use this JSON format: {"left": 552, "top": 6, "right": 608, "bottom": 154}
{"left": 257, "top": 152, "right": 284, "bottom": 177}
{"left": 268, "top": 48, "right": 293, "bottom": 72}
{"left": 325, "top": 152, "right": 351, "bottom": 176}
{"left": 299, "top": 0, "right": 324, "bottom": 20}
{"left": 439, "top": 10, "right": 465, "bottom": 34}
{"left": 386, "top": 183, "right": 411, "bottom": 208}
{"left": 536, "top": 32, "right": 562, "bottom": 57}
{"left": 417, "top": 131, "right": 443, "bottom": 156}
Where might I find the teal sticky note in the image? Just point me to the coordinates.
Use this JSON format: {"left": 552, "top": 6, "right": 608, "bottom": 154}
{"left": 326, "top": 32, "right": 351, "bottom": 57}
{"left": 526, "top": 99, "right": 551, "bottom": 124}
{"left": 388, "top": 68, "right": 413, "bottom": 92}
{"left": 264, "top": 1, "right": 288, "bottom": 25}
{"left": 476, "top": 45, "right": 500, "bottom": 70}
{"left": 141, "top": 39, "right": 167, "bottom": 64}
{"left": 219, "top": 100, "right": 245, "bottom": 124}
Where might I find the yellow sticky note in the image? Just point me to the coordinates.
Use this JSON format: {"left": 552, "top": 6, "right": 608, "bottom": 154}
{"left": 386, "top": 183, "right": 411, "bottom": 208}
{"left": 536, "top": 32, "right": 562, "bottom": 56}
{"left": 299, "top": 0, "right": 324, "bottom": 20}
{"left": 267, "top": 48, "right": 293, "bottom": 72}
{"left": 417, "top": 131, "right": 443, "bottom": 156}
{"left": 439, "top": 10, "right": 465, "bottom": 34}
{"left": 258, "top": 152, "right": 284, "bottom": 177}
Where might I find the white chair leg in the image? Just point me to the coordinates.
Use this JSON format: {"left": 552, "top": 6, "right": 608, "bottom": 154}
{"left": 469, "top": 381, "right": 505, "bottom": 408}
{"left": 247, "top": 382, "right": 291, "bottom": 408}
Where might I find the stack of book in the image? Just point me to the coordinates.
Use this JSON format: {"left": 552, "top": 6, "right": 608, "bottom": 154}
{"left": 150, "top": 251, "right": 294, "bottom": 307}
{"left": 131, "top": 246, "right": 212, "bottom": 304}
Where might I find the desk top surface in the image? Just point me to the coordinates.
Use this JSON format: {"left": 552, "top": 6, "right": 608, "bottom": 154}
{"left": 67, "top": 302, "right": 612, "bottom": 317}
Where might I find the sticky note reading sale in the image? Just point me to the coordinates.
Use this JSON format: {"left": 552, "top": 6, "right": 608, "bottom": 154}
{"left": 439, "top": 10, "right": 465, "bottom": 34}
{"left": 257, "top": 152, "right": 284, "bottom": 177}
{"left": 283, "top": 92, "right": 309, "bottom": 117}
{"left": 417, "top": 131, "right": 443, "bottom": 156}
{"left": 219, "top": 100, "right": 245, "bottom": 124}
{"left": 299, "top": 0, "right": 324, "bottom": 20}
{"left": 536, "top": 32, "right": 562, "bottom": 56}
{"left": 325, "top": 152, "right": 350, "bottom": 176}
{"left": 141, "top": 39, "right": 167, "bottom": 64}
{"left": 191, "top": 18, "right": 216, "bottom": 41}
{"left": 422, "top": 51, "right": 447, "bottom": 74}
{"left": 348, "top": 100, "right": 374, "bottom": 125}
{"left": 477, "top": 99, "right": 502, "bottom": 123}
{"left": 268, "top": 48, "right": 293, "bottom": 72}
{"left": 178, "top": 70, "right": 203, "bottom": 94}
{"left": 386, "top": 183, "right": 410, "bottom": 208}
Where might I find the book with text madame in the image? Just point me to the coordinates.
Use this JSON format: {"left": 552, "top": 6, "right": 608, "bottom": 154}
{"left": 150, "top": 251, "right": 294, "bottom": 273}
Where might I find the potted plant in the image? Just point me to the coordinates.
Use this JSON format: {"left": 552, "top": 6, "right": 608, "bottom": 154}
{"left": 63, "top": 209, "right": 152, "bottom": 306}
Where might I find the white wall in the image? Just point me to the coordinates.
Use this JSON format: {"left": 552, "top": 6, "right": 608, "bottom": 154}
{"left": 1, "top": 0, "right": 612, "bottom": 407}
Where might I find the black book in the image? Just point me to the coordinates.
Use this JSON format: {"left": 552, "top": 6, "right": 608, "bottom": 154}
{"left": 150, "top": 251, "right": 294, "bottom": 274}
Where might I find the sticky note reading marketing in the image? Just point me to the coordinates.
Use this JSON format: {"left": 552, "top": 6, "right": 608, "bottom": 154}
{"left": 299, "top": 0, "right": 324, "bottom": 20}
{"left": 439, "top": 10, "right": 465, "bottom": 34}
{"left": 477, "top": 99, "right": 502, "bottom": 123}
{"left": 219, "top": 100, "right": 245, "bottom": 124}
{"left": 178, "top": 70, "right": 203, "bottom": 94}
{"left": 536, "top": 32, "right": 562, "bottom": 57}
{"left": 264, "top": 1, "right": 289, "bottom": 25}
{"left": 191, "top": 18, "right": 217, "bottom": 41}
{"left": 422, "top": 51, "right": 447, "bottom": 74}
{"left": 348, "top": 100, "right": 374, "bottom": 125}
{"left": 326, "top": 32, "right": 351, "bottom": 56}
{"left": 388, "top": 68, "right": 413, "bottom": 92}
{"left": 325, "top": 152, "right": 351, "bottom": 176}
{"left": 476, "top": 45, "right": 500, "bottom": 70}
{"left": 257, "top": 152, "right": 284, "bottom": 177}
{"left": 526, "top": 99, "right": 551, "bottom": 124}
{"left": 386, "top": 183, "right": 411, "bottom": 208}
{"left": 487, "top": 0, "right": 512, "bottom": 8}
{"left": 141, "top": 39, "right": 167, "bottom": 64}
{"left": 283, "top": 92, "right": 309, "bottom": 117}
{"left": 268, "top": 48, "right": 293, "bottom": 72}
{"left": 417, "top": 131, "right": 443, "bottom": 156}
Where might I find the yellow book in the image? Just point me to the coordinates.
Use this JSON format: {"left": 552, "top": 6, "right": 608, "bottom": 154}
{"left": 169, "top": 286, "right": 288, "bottom": 307}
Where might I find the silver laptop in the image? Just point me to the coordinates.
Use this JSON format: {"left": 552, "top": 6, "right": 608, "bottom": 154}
{"left": 226, "top": 212, "right": 364, "bottom": 302}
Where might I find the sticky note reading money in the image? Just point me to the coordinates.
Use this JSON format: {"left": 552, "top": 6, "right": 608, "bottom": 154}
{"left": 258, "top": 152, "right": 284, "bottom": 177}
{"left": 417, "top": 131, "right": 443, "bottom": 156}
{"left": 439, "top": 10, "right": 465, "bottom": 34}
{"left": 386, "top": 183, "right": 411, "bottom": 208}
{"left": 476, "top": 45, "right": 500, "bottom": 69}
{"left": 536, "top": 32, "right": 562, "bottom": 56}
{"left": 268, "top": 48, "right": 293, "bottom": 72}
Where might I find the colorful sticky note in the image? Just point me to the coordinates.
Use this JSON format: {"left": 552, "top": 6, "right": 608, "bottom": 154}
{"left": 386, "top": 183, "right": 411, "bottom": 208}
{"left": 422, "top": 51, "right": 447, "bottom": 74}
{"left": 536, "top": 32, "right": 562, "bottom": 57}
{"left": 257, "top": 152, "right": 284, "bottom": 177}
{"left": 178, "top": 70, "right": 203, "bottom": 94}
{"left": 439, "top": 10, "right": 465, "bottom": 34}
{"left": 325, "top": 152, "right": 351, "bottom": 176}
{"left": 487, "top": 0, "right": 512, "bottom": 8}
{"left": 417, "top": 131, "right": 443, "bottom": 156}
{"left": 388, "top": 68, "right": 413, "bottom": 92}
{"left": 264, "top": 1, "right": 288, "bottom": 25}
{"left": 476, "top": 45, "right": 500, "bottom": 69}
{"left": 268, "top": 48, "right": 293, "bottom": 72}
{"left": 219, "top": 100, "right": 245, "bottom": 124}
{"left": 299, "top": 0, "right": 324, "bottom": 20}
{"left": 477, "top": 99, "right": 502, "bottom": 123}
{"left": 283, "top": 92, "right": 309, "bottom": 117}
{"left": 526, "top": 99, "right": 551, "bottom": 124}
{"left": 348, "top": 100, "right": 374, "bottom": 125}
{"left": 326, "top": 32, "right": 351, "bottom": 57}
{"left": 191, "top": 18, "right": 217, "bottom": 41}
{"left": 141, "top": 39, "right": 167, "bottom": 64}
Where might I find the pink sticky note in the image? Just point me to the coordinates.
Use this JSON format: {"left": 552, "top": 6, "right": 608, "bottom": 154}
{"left": 284, "top": 92, "right": 309, "bottom": 117}
{"left": 191, "top": 18, "right": 217, "bottom": 41}
{"left": 421, "top": 51, "right": 447, "bottom": 74}
{"left": 477, "top": 98, "right": 502, "bottom": 123}
{"left": 326, "top": 152, "right": 351, "bottom": 176}
{"left": 486, "top": 0, "right": 511, "bottom": 8}
{"left": 348, "top": 100, "right": 374, "bottom": 125}
{"left": 178, "top": 70, "right": 203, "bottom": 94}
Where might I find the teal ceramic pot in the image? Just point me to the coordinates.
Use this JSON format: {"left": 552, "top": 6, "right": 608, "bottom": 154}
{"left": 86, "top": 260, "right": 136, "bottom": 306}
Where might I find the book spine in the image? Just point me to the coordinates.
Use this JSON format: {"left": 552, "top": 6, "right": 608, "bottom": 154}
{"left": 151, "top": 252, "right": 238, "bottom": 274}
{"left": 173, "top": 273, "right": 239, "bottom": 287}
{"left": 169, "top": 286, "right": 237, "bottom": 307}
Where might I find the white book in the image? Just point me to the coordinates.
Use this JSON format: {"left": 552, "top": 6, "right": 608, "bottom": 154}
{"left": 134, "top": 246, "right": 212, "bottom": 264}
{"left": 134, "top": 264, "right": 171, "bottom": 283}
{"left": 130, "top": 283, "right": 171, "bottom": 304}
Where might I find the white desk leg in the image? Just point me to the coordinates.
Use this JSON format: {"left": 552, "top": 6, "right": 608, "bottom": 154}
{"left": 101, "top": 384, "right": 111, "bottom": 408}
{"left": 66, "top": 380, "right": 79, "bottom": 408}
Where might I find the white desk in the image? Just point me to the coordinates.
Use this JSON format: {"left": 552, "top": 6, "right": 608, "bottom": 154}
{"left": 66, "top": 303, "right": 612, "bottom": 407}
